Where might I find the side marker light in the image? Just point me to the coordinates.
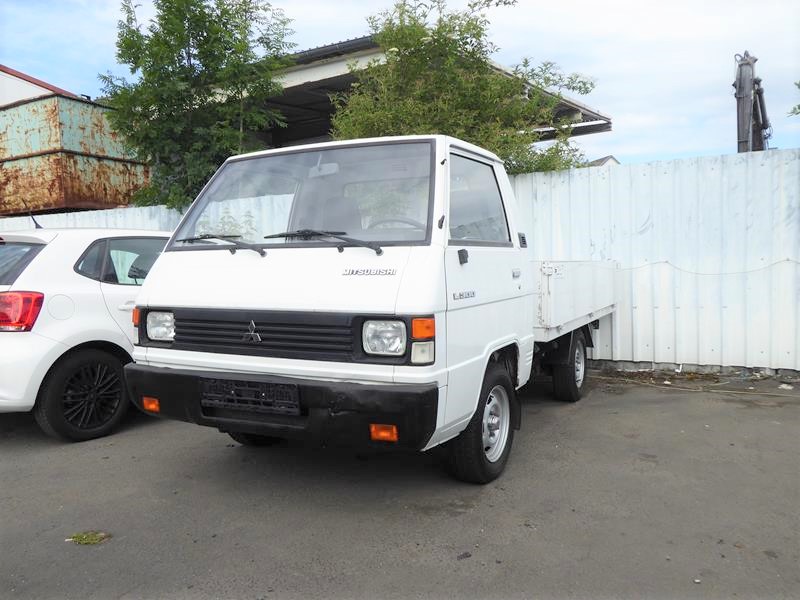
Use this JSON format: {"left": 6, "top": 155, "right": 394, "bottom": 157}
{"left": 370, "top": 423, "right": 398, "bottom": 442}
{"left": 142, "top": 396, "right": 160, "bottom": 413}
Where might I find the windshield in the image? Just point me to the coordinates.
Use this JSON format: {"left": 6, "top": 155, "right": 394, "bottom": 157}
{"left": 170, "top": 141, "right": 433, "bottom": 250}
{"left": 0, "top": 242, "right": 44, "bottom": 285}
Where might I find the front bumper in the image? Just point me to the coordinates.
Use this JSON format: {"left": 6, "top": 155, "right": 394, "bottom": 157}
{"left": 124, "top": 364, "right": 439, "bottom": 450}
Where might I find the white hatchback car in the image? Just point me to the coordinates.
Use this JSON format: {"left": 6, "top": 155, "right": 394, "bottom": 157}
{"left": 0, "top": 228, "right": 169, "bottom": 440}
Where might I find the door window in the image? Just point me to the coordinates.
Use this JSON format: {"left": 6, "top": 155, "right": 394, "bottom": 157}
{"left": 102, "top": 238, "right": 167, "bottom": 285}
{"left": 76, "top": 238, "right": 166, "bottom": 284}
{"left": 75, "top": 240, "right": 105, "bottom": 280}
{"left": 448, "top": 154, "right": 511, "bottom": 244}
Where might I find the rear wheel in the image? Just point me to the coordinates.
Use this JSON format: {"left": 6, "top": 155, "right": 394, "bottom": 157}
{"left": 227, "top": 431, "right": 282, "bottom": 446}
{"left": 34, "top": 349, "right": 129, "bottom": 441}
{"left": 445, "top": 362, "right": 515, "bottom": 484}
{"left": 552, "top": 331, "right": 587, "bottom": 402}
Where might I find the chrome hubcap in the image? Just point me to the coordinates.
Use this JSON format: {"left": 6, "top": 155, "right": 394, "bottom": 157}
{"left": 482, "top": 385, "right": 510, "bottom": 463}
{"left": 574, "top": 342, "right": 585, "bottom": 388}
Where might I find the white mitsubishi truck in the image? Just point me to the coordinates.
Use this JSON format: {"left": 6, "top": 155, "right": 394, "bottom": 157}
{"left": 125, "top": 135, "right": 614, "bottom": 483}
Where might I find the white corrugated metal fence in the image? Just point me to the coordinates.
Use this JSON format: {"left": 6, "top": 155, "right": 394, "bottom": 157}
{"left": 512, "top": 149, "right": 800, "bottom": 371}
{"left": 0, "top": 204, "right": 183, "bottom": 232}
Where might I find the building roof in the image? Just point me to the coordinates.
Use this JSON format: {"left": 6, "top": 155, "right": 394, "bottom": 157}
{"left": 586, "top": 155, "right": 620, "bottom": 167}
{"left": 291, "top": 35, "right": 378, "bottom": 65}
{"left": 0, "top": 64, "right": 79, "bottom": 99}
{"left": 271, "top": 35, "right": 611, "bottom": 146}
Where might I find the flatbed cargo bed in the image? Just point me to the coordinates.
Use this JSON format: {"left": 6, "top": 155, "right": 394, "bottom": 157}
{"left": 531, "top": 260, "right": 616, "bottom": 342}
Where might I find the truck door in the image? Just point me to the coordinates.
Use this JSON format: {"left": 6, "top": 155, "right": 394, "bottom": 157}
{"left": 444, "top": 151, "right": 526, "bottom": 425}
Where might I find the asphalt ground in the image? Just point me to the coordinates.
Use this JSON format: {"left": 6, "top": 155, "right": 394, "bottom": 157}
{"left": 1, "top": 373, "right": 798, "bottom": 600}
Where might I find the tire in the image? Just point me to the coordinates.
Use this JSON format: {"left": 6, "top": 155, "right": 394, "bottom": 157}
{"left": 34, "top": 349, "right": 129, "bottom": 442}
{"left": 227, "top": 431, "right": 282, "bottom": 446}
{"left": 552, "top": 331, "right": 587, "bottom": 403}
{"left": 445, "top": 361, "right": 516, "bottom": 484}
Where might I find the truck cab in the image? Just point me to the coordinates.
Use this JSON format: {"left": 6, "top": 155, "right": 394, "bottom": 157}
{"left": 126, "top": 135, "right": 613, "bottom": 483}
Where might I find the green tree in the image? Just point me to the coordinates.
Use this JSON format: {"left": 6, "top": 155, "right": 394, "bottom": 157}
{"left": 331, "top": 0, "right": 595, "bottom": 174}
{"left": 100, "top": 0, "right": 292, "bottom": 209}
{"left": 790, "top": 81, "right": 800, "bottom": 116}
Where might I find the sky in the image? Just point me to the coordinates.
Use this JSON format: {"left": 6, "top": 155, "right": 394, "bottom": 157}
{"left": 1, "top": 0, "right": 798, "bottom": 164}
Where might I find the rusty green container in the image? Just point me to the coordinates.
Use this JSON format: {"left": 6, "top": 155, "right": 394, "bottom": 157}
{"left": 0, "top": 94, "right": 148, "bottom": 215}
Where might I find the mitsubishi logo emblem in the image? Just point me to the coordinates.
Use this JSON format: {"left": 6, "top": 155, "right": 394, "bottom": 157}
{"left": 242, "top": 320, "right": 262, "bottom": 343}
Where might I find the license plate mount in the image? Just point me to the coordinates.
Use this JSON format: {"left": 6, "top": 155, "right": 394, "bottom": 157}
{"left": 200, "top": 378, "right": 300, "bottom": 416}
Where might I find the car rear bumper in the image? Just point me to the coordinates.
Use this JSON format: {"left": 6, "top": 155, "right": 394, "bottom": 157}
{"left": 0, "top": 332, "right": 66, "bottom": 412}
{"left": 124, "top": 364, "right": 440, "bottom": 450}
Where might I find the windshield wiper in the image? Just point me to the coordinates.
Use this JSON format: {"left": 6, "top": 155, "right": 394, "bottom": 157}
{"left": 174, "top": 234, "right": 266, "bottom": 257}
{"left": 264, "top": 229, "right": 383, "bottom": 256}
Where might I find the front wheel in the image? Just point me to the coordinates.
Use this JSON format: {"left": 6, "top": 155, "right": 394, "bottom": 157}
{"left": 34, "top": 349, "right": 129, "bottom": 441}
{"left": 445, "top": 362, "right": 515, "bottom": 484}
{"left": 552, "top": 331, "right": 587, "bottom": 402}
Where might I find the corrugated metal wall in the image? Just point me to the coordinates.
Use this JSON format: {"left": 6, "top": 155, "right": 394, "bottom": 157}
{"left": 511, "top": 148, "right": 800, "bottom": 371}
{"left": 1, "top": 149, "right": 797, "bottom": 370}
{"left": 0, "top": 204, "right": 181, "bottom": 231}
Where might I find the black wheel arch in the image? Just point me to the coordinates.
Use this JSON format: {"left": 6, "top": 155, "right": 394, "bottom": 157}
{"left": 540, "top": 326, "right": 593, "bottom": 367}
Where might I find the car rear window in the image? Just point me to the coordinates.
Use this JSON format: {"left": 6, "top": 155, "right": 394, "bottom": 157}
{"left": 0, "top": 242, "right": 44, "bottom": 285}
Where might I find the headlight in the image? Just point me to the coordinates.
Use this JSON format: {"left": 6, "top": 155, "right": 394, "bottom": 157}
{"left": 362, "top": 320, "right": 406, "bottom": 356}
{"left": 146, "top": 311, "right": 175, "bottom": 341}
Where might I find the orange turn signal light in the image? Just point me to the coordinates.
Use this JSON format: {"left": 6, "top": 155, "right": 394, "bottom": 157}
{"left": 411, "top": 317, "right": 435, "bottom": 340}
{"left": 370, "top": 423, "right": 399, "bottom": 443}
{"left": 132, "top": 307, "right": 141, "bottom": 327}
{"left": 142, "top": 396, "right": 160, "bottom": 413}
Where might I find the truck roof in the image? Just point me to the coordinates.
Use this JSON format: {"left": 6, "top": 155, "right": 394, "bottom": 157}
{"left": 228, "top": 135, "right": 503, "bottom": 165}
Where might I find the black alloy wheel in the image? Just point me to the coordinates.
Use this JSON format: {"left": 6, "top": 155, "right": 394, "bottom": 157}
{"left": 61, "top": 362, "right": 123, "bottom": 430}
{"left": 34, "top": 349, "right": 130, "bottom": 441}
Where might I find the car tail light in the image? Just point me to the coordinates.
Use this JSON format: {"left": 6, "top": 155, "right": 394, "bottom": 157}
{"left": 0, "top": 292, "right": 44, "bottom": 332}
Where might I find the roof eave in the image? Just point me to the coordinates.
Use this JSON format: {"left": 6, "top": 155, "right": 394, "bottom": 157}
{"left": 0, "top": 64, "right": 79, "bottom": 99}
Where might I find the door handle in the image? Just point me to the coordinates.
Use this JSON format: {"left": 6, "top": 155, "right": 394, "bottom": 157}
{"left": 512, "top": 268, "right": 521, "bottom": 279}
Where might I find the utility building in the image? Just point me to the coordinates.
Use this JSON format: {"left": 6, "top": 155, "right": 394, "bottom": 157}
{"left": 266, "top": 36, "right": 612, "bottom": 147}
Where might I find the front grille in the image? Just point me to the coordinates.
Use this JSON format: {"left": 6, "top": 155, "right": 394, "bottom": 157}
{"left": 171, "top": 308, "right": 354, "bottom": 361}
